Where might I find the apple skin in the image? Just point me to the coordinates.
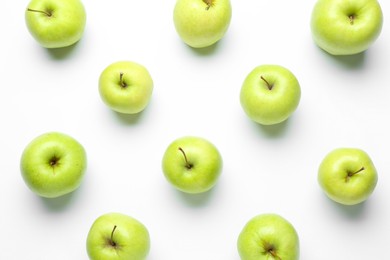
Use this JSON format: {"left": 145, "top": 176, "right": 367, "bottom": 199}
{"left": 311, "top": 0, "right": 383, "bottom": 55}
{"left": 173, "top": 0, "right": 232, "bottom": 48}
{"left": 162, "top": 136, "right": 223, "bottom": 194}
{"left": 25, "top": 0, "right": 87, "bottom": 48}
{"left": 99, "top": 61, "right": 154, "bottom": 114}
{"left": 20, "top": 132, "right": 87, "bottom": 198}
{"left": 318, "top": 148, "right": 378, "bottom": 205}
{"left": 86, "top": 212, "right": 150, "bottom": 260}
{"left": 240, "top": 65, "right": 301, "bottom": 125}
{"left": 237, "top": 213, "right": 299, "bottom": 260}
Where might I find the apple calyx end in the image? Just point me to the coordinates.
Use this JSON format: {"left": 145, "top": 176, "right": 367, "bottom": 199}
{"left": 260, "top": 76, "right": 274, "bottom": 90}
{"left": 26, "top": 8, "right": 53, "bottom": 17}
{"left": 346, "top": 166, "right": 365, "bottom": 182}
{"left": 119, "top": 72, "right": 128, "bottom": 88}
{"left": 178, "top": 147, "right": 193, "bottom": 170}
{"left": 349, "top": 14, "right": 356, "bottom": 25}
{"left": 49, "top": 156, "right": 60, "bottom": 167}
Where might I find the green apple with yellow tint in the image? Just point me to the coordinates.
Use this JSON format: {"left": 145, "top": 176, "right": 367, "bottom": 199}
{"left": 86, "top": 212, "right": 150, "bottom": 260}
{"left": 237, "top": 213, "right": 300, "bottom": 260}
{"left": 25, "top": 0, "right": 86, "bottom": 48}
{"left": 20, "top": 132, "right": 87, "bottom": 198}
{"left": 311, "top": 0, "right": 383, "bottom": 55}
{"left": 240, "top": 65, "right": 301, "bottom": 125}
{"left": 318, "top": 148, "right": 378, "bottom": 205}
{"left": 99, "top": 61, "right": 154, "bottom": 114}
{"left": 162, "top": 136, "right": 222, "bottom": 194}
{"left": 173, "top": 0, "right": 232, "bottom": 48}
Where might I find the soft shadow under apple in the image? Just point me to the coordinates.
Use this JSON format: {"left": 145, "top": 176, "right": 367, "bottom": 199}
{"left": 326, "top": 195, "right": 368, "bottom": 220}
{"left": 39, "top": 188, "right": 79, "bottom": 212}
{"left": 175, "top": 186, "right": 217, "bottom": 208}
{"left": 188, "top": 41, "right": 221, "bottom": 57}
{"left": 255, "top": 119, "right": 290, "bottom": 138}
{"left": 320, "top": 46, "right": 366, "bottom": 70}
{"left": 113, "top": 111, "right": 143, "bottom": 125}
{"left": 45, "top": 41, "right": 81, "bottom": 60}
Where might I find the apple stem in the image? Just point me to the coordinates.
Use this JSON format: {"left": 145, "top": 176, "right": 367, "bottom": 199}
{"left": 203, "top": 0, "right": 212, "bottom": 10}
{"left": 264, "top": 243, "right": 281, "bottom": 260}
{"left": 260, "top": 76, "right": 273, "bottom": 90}
{"left": 27, "top": 8, "right": 52, "bottom": 17}
{"left": 270, "top": 251, "right": 282, "bottom": 260}
{"left": 178, "top": 147, "right": 193, "bottom": 170}
{"left": 346, "top": 167, "right": 365, "bottom": 181}
{"left": 109, "top": 225, "right": 117, "bottom": 247}
{"left": 119, "top": 72, "right": 127, "bottom": 88}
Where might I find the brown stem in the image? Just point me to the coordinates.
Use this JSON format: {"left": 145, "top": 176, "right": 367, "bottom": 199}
{"left": 178, "top": 147, "right": 193, "bottom": 169}
{"left": 264, "top": 243, "right": 281, "bottom": 260}
{"left": 119, "top": 72, "right": 127, "bottom": 88}
{"left": 269, "top": 250, "right": 282, "bottom": 260}
{"left": 260, "top": 76, "right": 273, "bottom": 90}
{"left": 109, "top": 225, "right": 117, "bottom": 247}
{"left": 203, "top": 0, "right": 212, "bottom": 10}
{"left": 27, "top": 8, "right": 52, "bottom": 17}
{"left": 346, "top": 167, "right": 365, "bottom": 182}
{"left": 349, "top": 167, "right": 365, "bottom": 176}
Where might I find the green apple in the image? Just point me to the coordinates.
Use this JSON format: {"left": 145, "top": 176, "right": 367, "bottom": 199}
{"left": 318, "top": 148, "right": 378, "bottom": 205}
{"left": 99, "top": 61, "right": 154, "bottom": 114}
{"left": 237, "top": 213, "right": 299, "bottom": 260}
{"left": 25, "top": 0, "right": 87, "bottom": 48}
{"left": 173, "top": 0, "right": 232, "bottom": 48}
{"left": 240, "top": 65, "right": 301, "bottom": 125}
{"left": 162, "top": 136, "right": 222, "bottom": 194}
{"left": 311, "top": 0, "right": 383, "bottom": 55}
{"left": 86, "top": 212, "right": 150, "bottom": 260}
{"left": 20, "top": 132, "right": 87, "bottom": 198}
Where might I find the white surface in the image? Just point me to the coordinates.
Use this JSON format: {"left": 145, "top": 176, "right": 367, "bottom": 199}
{"left": 1, "top": 0, "right": 389, "bottom": 259}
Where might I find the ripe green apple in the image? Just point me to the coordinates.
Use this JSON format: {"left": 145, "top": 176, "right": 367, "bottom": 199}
{"left": 240, "top": 65, "right": 301, "bottom": 125}
{"left": 237, "top": 213, "right": 300, "bottom": 260}
{"left": 162, "top": 136, "right": 223, "bottom": 194}
{"left": 25, "top": 0, "right": 87, "bottom": 48}
{"left": 99, "top": 61, "right": 154, "bottom": 114}
{"left": 311, "top": 0, "right": 383, "bottom": 55}
{"left": 20, "top": 132, "right": 87, "bottom": 198}
{"left": 86, "top": 212, "right": 150, "bottom": 260}
{"left": 173, "top": 0, "right": 232, "bottom": 48}
{"left": 318, "top": 148, "right": 378, "bottom": 205}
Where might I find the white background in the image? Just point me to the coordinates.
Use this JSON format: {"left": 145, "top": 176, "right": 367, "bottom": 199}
{"left": 1, "top": 0, "right": 389, "bottom": 259}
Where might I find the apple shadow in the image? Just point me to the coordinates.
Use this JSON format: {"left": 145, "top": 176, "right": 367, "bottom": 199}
{"left": 329, "top": 199, "right": 367, "bottom": 219}
{"left": 113, "top": 110, "right": 145, "bottom": 125}
{"left": 320, "top": 47, "right": 366, "bottom": 70}
{"left": 188, "top": 41, "right": 221, "bottom": 57}
{"left": 45, "top": 41, "right": 80, "bottom": 60}
{"left": 39, "top": 190, "right": 78, "bottom": 212}
{"left": 255, "top": 119, "right": 290, "bottom": 138}
{"left": 176, "top": 187, "right": 216, "bottom": 208}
